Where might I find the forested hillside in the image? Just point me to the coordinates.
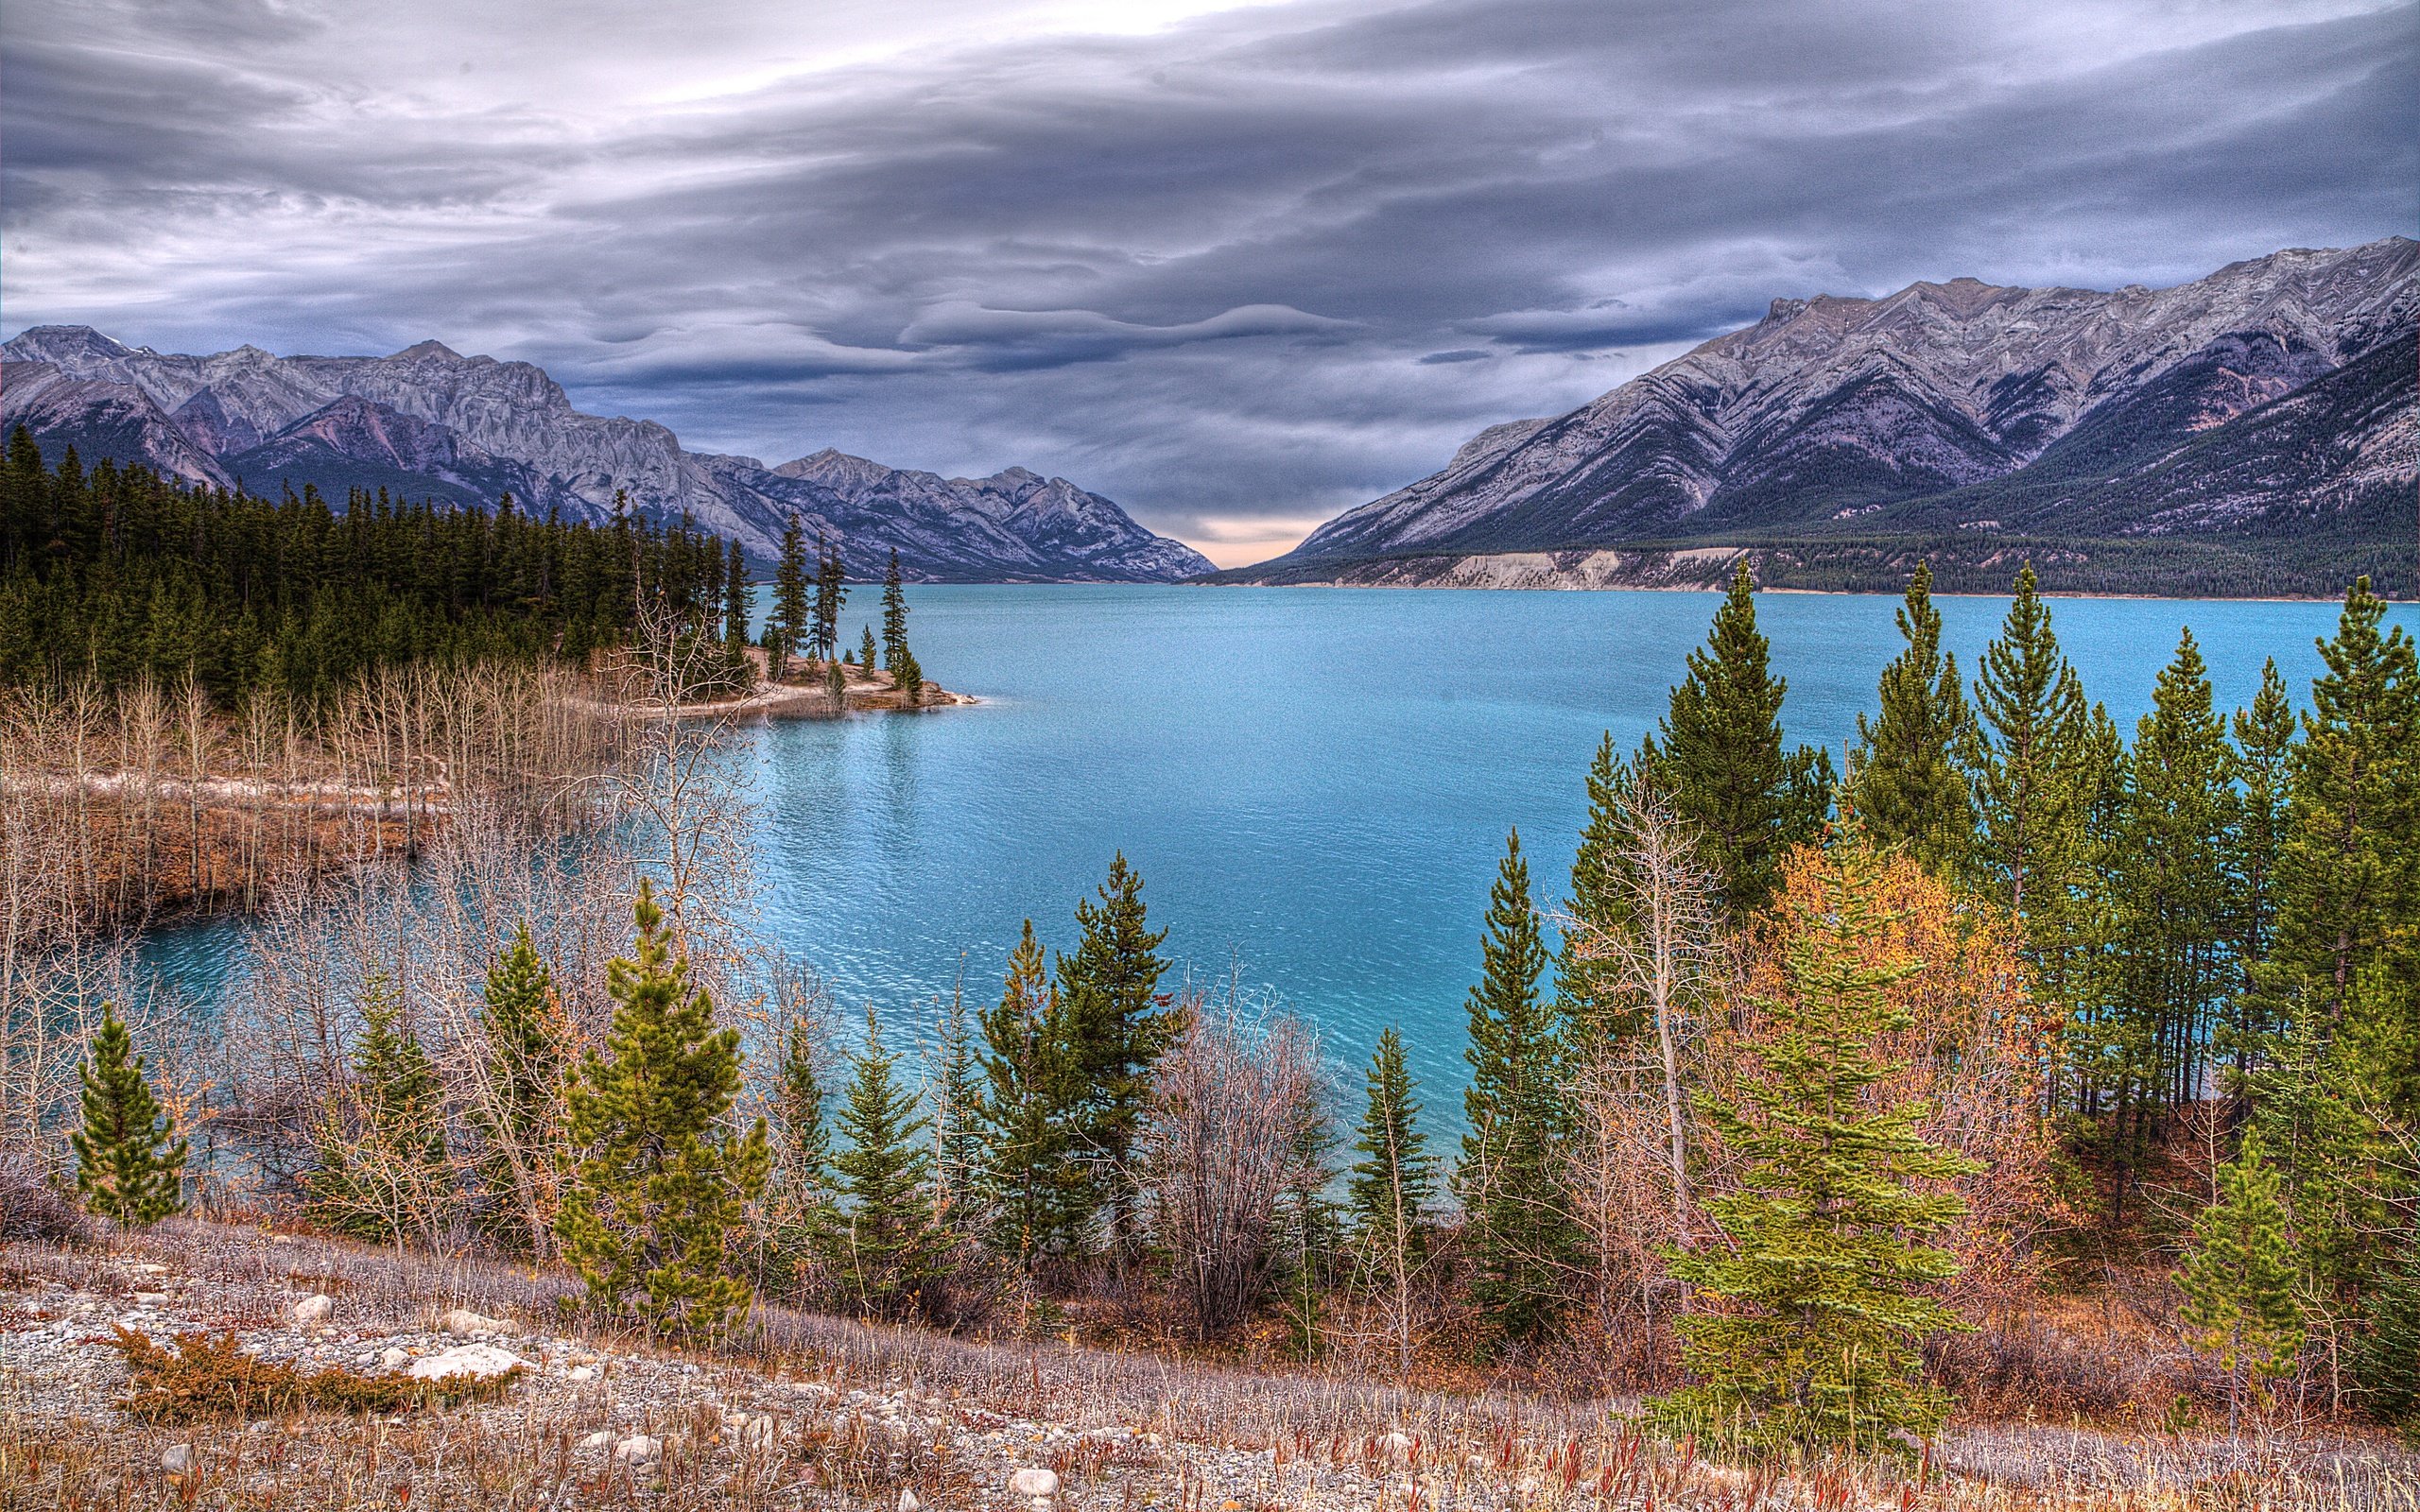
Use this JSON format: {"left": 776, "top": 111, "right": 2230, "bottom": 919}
{"left": 0, "top": 431, "right": 726, "bottom": 704}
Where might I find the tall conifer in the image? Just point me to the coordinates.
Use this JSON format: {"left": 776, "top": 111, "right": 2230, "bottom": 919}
{"left": 1652, "top": 831, "right": 1977, "bottom": 1456}
{"left": 556, "top": 881, "right": 770, "bottom": 1335}
{"left": 825, "top": 1006, "right": 944, "bottom": 1318}
{"left": 476, "top": 924, "right": 562, "bottom": 1252}
{"left": 773, "top": 513, "right": 810, "bottom": 669}
{"left": 1055, "top": 853, "right": 1174, "bottom": 1249}
{"left": 1348, "top": 1027, "right": 1436, "bottom": 1256}
{"left": 70, "top": 1004, "right": 187, "bottom": 1227}
{"left": 1850, "top": 562, "right": 1975, "bottom": 873}
{"left": 1637, "top": 560, "right": 1827, "bottom": 918}
{"left": 977, "top": 921, "right": 1078, "bottom": 1269}
{"left": 1966, "top": 563, "right": 2088, "bottom": 921}
{"left": 881, "top": 550, "right": 908, "bottom": 671}
{"left": 1558, "top": 735, "right": 1647, "bottom": 1049}
{"left": 2178, "top": 1130, "right": 2304, "bottom": 1432}
{"left": 1454, "top": 830, "right": 1575, "bottom": 1345}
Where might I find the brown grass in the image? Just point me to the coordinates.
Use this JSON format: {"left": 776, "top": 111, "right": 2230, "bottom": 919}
{"left": 105, "top": 1327, "right": 523, "bottom": 1423}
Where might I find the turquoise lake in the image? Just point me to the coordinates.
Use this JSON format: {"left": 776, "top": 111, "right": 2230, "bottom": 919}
{"left": 145, "top": 585, "right": 2411, "bottom": 1103}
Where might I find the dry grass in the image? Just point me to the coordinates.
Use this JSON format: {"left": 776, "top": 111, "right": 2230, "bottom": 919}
{"left": 105, "top": 1327, "right": 523, "bottom": 1423}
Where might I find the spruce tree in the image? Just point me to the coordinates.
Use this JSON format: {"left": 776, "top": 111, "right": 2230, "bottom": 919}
{"left": 1454, "top": 829, "right": 1576, "bottom": 1346}
{"left": 881, "top": 550, "right": 908, "bottom": 671}
{"left": 773, "top": 513, "right": 810, "bottom": 669}
{"left": 1054, "top": 852, "right": 1175, "bottom": 1249}
{"left": 722, "top": 539, "right": 751, "bottom": 654}
{"left": 309, "top": 975, "right": 450, "bottom": 1245}
{"left": 1637, "top": 559, "right": 1827, "bottom": 919}
{"left": 813, "top": 536, "right": 847, "bottom": 661}
{"left": 1348, "top": 1027, "right": 1436, "bottom": 1256}
{"left": 476, "top": 924, "right": 563, "bottom": 1253}
{"left": 1965, "top": 562, "right": 2088, "bottom": 921}
{"left": 1849, "top": 561, "right": 1975, "bottom": 874}
{"left": 2260, "top": 577, "right": 2417, "bottom": 1027}
{"left": 895, "top": 645, "right": 924, "bottom": 704}
{"left": 825, "top": 654, "right": 847, "bottom": 703}
{"left": 824, "top": 1005, "right": 945, "bottom": 1319}
{"left": 859, "top": 623, "right": 879, "bottom": 674}
{"left": 931, "top": 988, "right": 986, "bottom": 1232}
{"left": 556, "top": 880, "right": 770, "bottom": 1336}
{"left": 2178, "top": 1130, "right": 2305, "bottom": 1433}
{"left": 70, "top": 1004, "right": 187, "bottom": 1227}
{"left": 2222, "top": 659, "right": 2296, "bottom": 1089}
{"left": 1651, "top": 830, "right": 1978, "bottom": 1457}
{"left": 1558, "top": 735, "right": 1647, "bottom": 1050}
{"left": 976, "top": 921, "right": 1078, "bottom": 1270}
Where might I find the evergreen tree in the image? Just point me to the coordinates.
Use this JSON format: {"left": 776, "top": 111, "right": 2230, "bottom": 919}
{"left": 1558, "top": 735, "right": 1647, "bottom": 1050}
{"left": 309, "top": 975, "right": 451, "bottom": 1245}
{"left": 2259, "top": 577, "right": 2417, "bottom": 1028}
{"left": 859, "top": 623, "right": 879, "bottom": 673}
{"left": 2222, "top": 659, "right": 2296, "bottom": 1089}
{"left": 1636, "top": 560, "right": 1828, "bottom": 918}
{"left": 1849, "top": 562, "right": 1975, "bottom": 873}
{"left": 1965, "top": 562, "right": 2089, "bottom": 923}
{"left": 2178, "top": 1130, "right": 2305, "bottom": 1432}
{"left": 824, "top": 1005, "right": 945, "bottom": 1319}
{"left": 1054, "top": 852, "right": 1175, "bottom": 1249}
{"left": 1454, "top": 829, "right": 1577, "bottom": 1346}
{"left": 476, "top": 924, "right": 563, "bottom": 1253}
{"left": 931, "top": 987, "right": 986, "bottom": 1231}
{"left": 813, "top": 535, "right": 848, "bottom": 661}
{"left": 895, "top": 645, "right": 924, "bottom": 703}
{"left": 881, "top": 550, "right": 908, "bottom": 671}
{"left": 1651, "top": 831, "right": 1978, "bottom": 1457}
{"left": 556, "top": 880, "right": 770, "bottom": 1336}
{"left": 722, "top": 540, "right": 751, "bottom": 652}
{"left": 1348, "top": 1027, "right": 1436, "bottom": 1256}
{"left": 2352, "top": 1246, "right": 2420, "bottom": 1435}
{"left": 976, "top": 921, "right": 1078, "bottom": 1269}
{"left": 825, "top": 654, "right": 847, "bottom": 702}
{"left": 69, "top": 1004, "right": 187, "bottom": 1226}
{"left": 773, "top": 513, "right": 810, "bottom": 670}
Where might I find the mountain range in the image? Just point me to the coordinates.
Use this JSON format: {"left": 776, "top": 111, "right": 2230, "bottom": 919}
{"left": 1224, "top": 238, "right": 2416, "bottom": 596}
{"left": 0, "top": 328, "right": 1213, "bottom": 583}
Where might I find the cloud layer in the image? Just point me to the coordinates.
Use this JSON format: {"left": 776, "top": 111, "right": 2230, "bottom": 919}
{"left": 5, "top": 0, "right": 2412, "bottom": 563}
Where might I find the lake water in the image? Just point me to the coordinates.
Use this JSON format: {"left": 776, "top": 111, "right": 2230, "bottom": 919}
{"left": 144, "top": 585, "right": 2409, "bottom": 1106}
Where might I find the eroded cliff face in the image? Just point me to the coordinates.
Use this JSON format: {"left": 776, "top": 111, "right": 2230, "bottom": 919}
{"left": 1266, "top": 238, "right": 2416, "bottom": 574}
{"left": 0, "top": 330, "right": 1213, "bottom": 582}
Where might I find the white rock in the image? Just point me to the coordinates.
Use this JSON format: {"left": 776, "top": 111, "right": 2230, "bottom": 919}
{"left": 790, "top": 1380, "right": 834, "bottom": 1398}
{"left": 725, "top": 1412, "right": 777, "bottom": 1451}
{"left": 379, "top": 1347, "right": 411, "bottom": 1370}
{"left": 1008, "top": 1468, "right": 1061, "bottom": 1499}
{"left": 437, "top": 1307, "right": 519, "bottom": 1336}
{"left": 614, "top": 1434, "right": 664, "bottom": 1466}
{"left": 567, "top": 1365, "right": 596, "bottom": 1383}
{"left": 137, "top": 1263, "right": 169, "bottom": 1275}
{"left": 579, "top": 1430, "right": 614, "bottom": 1451}
{"left": 898, "top": 1492, "right": 922, "bottom": 1512}
{"left": 288, "top": 1294, "right": 334, "bottom": 1325}
{"left": 405, "top": 1343, "right": 527, "bottom": 1382}
{"left": 161, "top": 1444, "right": 195, "bottom": 1476}
{"left": 133, "top": 1292, "right": 171, "bottom": 1305}
{"left": 1377, "top": 1431, "right": 1415, "bottom": 1462}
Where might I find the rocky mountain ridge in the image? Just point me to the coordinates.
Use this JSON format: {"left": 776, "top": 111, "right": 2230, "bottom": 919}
{"left": 0, "top": 328, "right": 1213, "bottom": 582}
{"left": 1237, "top": 238, "right": 2416, "bottom": 595}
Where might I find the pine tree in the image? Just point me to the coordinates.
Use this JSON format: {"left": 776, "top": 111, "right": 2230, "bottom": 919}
{"left": 69, "top": 1004, "right": 187, "bottom": 1226}
{"left": 1965, "top": 563, "right": 2089, "bottom": 922}
{"left": 895, "top": 645, "right": 924, "bottom": 704}
{"left": 556, "top": 880, "right": 770, "bottom": 1336}
{"left": 1651, "top": 830, "right": 1978, "bottom": 1457}
{"left": 824, "top": 1005, "right": 944, "bottom": 1319}
{"left": 2222, "top": 659, "right": 2296, "bottom": 1090}
{"left": 1054, "top": 852, "right": 1175, "bottom": 1250}
{"left": 773, "top": 1018, "right": 832, "bottom": 1194}
{"left": 476, "top": 924, "right": 563, "bottom": 1254}
{"left": 859, "top": 623, "right": 879, "bottom": 674}
{"left": 1558, "top": 735, "right": 1647, "bottom": 1050}
{"left": 2178, "top": 1130, "right": 2305, "bottom": 1433}
{"left": 976, "top": 921, "right": 1078, "bottom": 1270}
{"left": 773, "top": 513, "right": 810, "bottom": 669}
{"left": 722, "top": 539, "right": 751, "bottom": 652}
{"left": 2105, "top": 631, "right": 2235, "bottom": 1177}
{"left": 309, "top": 975, "right": 450, "bottom": 1245}
{"left": 1454, "top": 829, "right": 1576, "bottom": 1346}
{"left": 825, "top": 654, "right": 847, "bottom": 703}
{"left": 813, "top": 535, "right": 847, "bottom": 661}
{"left": 1850, "top": 561, "right": 1975, "bottom": 873}
{"left": 2259, "top": 577, "right": 2417, "bottom": 1027}
{"left": 1349, "top": 1027, "right": 1436, "bottom": 1255}
{"left": 1637, "top": 559, "right": 1828, "bottom": 919}
{"left": 881, "top": 550, "right": 908, "bottom": 671}
{"left": 931, "top": 987, "right": 986, "bottom": 1232}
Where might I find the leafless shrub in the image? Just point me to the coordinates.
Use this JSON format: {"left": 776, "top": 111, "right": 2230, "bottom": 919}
{"left": 1141, "top": 993, "right": 1329, "bottom": 1339}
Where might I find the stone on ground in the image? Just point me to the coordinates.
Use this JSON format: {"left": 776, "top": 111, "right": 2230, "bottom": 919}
{"left": 405, "top": 1343, "right": 526, "bottom": 1381}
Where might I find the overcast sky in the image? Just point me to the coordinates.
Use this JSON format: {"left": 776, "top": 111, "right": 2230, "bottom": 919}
{"left": 5, "top": 0, "right": 2412, "bottom": 563}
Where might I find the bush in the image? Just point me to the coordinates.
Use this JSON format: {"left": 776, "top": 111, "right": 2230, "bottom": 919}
{"left": 107, "top": 1327, "right": 521, "bottom": 1422}
{"left": 0, "top": 1153, "right": 84, "bottom": 1243}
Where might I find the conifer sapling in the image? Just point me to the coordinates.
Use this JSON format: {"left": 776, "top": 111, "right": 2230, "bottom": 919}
{"left": 71, "top": 1004, "right": 188, "bottom": 1227}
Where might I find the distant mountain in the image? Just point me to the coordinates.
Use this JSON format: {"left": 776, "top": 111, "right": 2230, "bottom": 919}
{"left": 1225, "top": 239, "right": 2416, "bottom": 595}
{"left": 0, "top": 329, "right": 1213, "bottom": 583}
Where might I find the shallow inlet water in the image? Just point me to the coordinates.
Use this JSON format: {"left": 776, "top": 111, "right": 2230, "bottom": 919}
{"left": 143, "top": 585, "right": 2412, "bottom": 1104}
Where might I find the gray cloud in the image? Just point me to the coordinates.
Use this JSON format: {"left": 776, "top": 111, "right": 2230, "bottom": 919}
{"left": 4, "top": 0, "right": 2412, "bottom": 562}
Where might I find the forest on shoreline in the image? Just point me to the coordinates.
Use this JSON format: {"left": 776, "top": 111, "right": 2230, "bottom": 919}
{"left": 10, "top": 507, "right": 2412, "bottom": 1467}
